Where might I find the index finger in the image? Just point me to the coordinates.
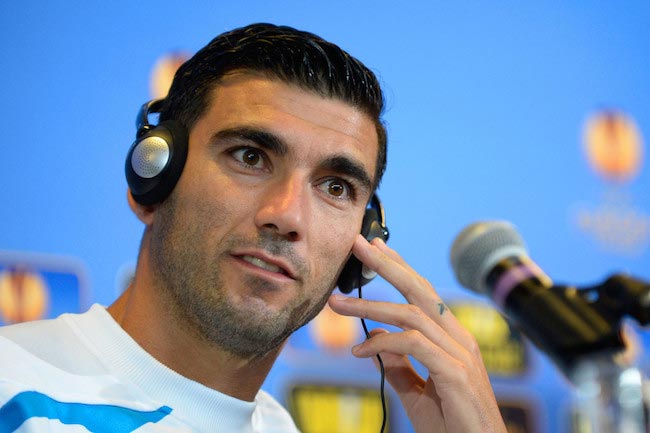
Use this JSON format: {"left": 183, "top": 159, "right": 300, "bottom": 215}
{"left": 352, "top": 235, "right": 474, "bottom": 345}
{"left": 352, "top": 234, "right": 433, "bottom": 306}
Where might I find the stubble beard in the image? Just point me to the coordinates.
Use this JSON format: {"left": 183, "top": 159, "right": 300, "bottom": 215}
{"left": 149, "top": 195, "right": 335, "bottom": 359}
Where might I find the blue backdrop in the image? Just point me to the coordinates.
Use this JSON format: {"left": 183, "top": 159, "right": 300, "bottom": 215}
{"left": 1, "top": 2, "right": 649, "bottom": 432}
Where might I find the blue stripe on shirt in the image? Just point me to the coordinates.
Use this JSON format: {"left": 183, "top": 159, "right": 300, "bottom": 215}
{"left": 0, "top": 391, "right": 172, "bottom": 433}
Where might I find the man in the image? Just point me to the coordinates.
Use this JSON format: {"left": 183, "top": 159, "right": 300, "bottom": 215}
{"left": 0, "top": 23, "right": 506, "bottom": 432}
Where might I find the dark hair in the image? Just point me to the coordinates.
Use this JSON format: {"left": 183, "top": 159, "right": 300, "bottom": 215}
{"left": 161, "top": 23, "right": 387, "bottom": 190}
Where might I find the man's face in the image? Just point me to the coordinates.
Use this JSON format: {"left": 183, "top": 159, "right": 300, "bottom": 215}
{"left": 148, "top": 72, "right": 379, "bottom": 358}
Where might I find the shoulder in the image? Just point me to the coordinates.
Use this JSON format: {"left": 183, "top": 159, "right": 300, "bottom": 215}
{"left": 0, "top": 314, "right": 73, "bottom": 363}
{"left": 1, "top": 312, "right": 72, "bottom": 342}
{"left": 0, "top": 307, "right": 92, "bottom": 358}
{"left": 0, "top": 305, "right": 109, "bottom": 379}
{"left": 254, "top": 389, "right": 301, "bottom": 433}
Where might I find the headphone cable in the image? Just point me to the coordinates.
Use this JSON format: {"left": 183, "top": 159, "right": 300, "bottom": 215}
{"left": 358, "top": 282, "right": 387, "bottom": 433}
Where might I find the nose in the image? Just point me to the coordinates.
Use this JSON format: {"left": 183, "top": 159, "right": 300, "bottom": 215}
{"left": 254, "top": 175, "right": 309, "bottom": 242}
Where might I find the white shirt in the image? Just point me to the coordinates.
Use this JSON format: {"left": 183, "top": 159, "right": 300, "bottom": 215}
{"left": 0, "top": 304, "right": 299, "bottom": 433}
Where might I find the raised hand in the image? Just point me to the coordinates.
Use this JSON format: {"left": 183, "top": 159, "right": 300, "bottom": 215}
{"left": 328, "top": 235, "right": 507, "bottom": 433}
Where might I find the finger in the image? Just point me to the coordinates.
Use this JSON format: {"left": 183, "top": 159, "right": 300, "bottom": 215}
{"left": 365, "top": 329, "right": 425, "bottom": 394}
{"left": 359, "top": 330, "right": 502, "bottom": 433}
{"left": 367, "top": 316, "right": 489, "bottom": 387}
{"left": 354, "top": 236, "right": 448, "bottom": 318}
{"left": 352, "top": 328, "right": 469, "bottom": 385}
{"left": 351, "top": 239, "right": 484, "bottom": 370}
{"left": 352, "top": 235, "right": 422, "bottom": 301}
{"left": 329, "top": 295, "right": 473, "bottom": 365}
{"left": 366, "top": 331, "right": 447, "bottom": 420}
{"left": 369, "top": 237, "right": 411, "bottom": 270}
{"left": 351, "top": 236, "right": 477, "bottom": 348}
{"left": 353, "top": 329, "right": 491, "bottom": 410}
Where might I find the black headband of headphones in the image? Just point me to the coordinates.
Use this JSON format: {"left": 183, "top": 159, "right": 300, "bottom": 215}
{"left": 135, "top": 99, "right": 166, "bottom": 137}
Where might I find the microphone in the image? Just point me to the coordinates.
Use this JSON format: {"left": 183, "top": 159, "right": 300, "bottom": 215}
{"left": 449, "top": 221, "right": 625, "bottom": 374}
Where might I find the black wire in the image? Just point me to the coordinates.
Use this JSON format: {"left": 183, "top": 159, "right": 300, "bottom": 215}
{"left": 358, "top": 283, "right": 387, "bottom": 433}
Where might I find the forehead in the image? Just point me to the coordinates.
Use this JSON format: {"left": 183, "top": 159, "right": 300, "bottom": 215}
{"left": 193, "top": 72, "right": 379, "bottom": 176}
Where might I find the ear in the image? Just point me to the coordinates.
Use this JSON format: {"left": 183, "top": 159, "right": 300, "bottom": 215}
{"left": 127, "top": 189, "right": 156, "bottom": 225}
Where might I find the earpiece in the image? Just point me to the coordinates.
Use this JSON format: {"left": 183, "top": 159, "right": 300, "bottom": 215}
{"left": 337, "top": 194, "right": 390, "bottom": 294}
{"left": 125, "top": 99, "right": 189, "bottom": 205}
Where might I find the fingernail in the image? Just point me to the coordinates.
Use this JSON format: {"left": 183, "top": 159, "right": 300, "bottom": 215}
{"left": 330, "top": 294, "right": 349, "bottom": 302}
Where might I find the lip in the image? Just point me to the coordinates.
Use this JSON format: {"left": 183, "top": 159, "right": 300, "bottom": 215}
{"left": 230, "top": 249, "right": 298, "bottom": 281}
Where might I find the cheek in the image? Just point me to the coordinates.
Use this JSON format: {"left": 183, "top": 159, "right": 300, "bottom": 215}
{"left": 170, "top": 185, "right": 238, "bottom": 248}
{"left": 186, "top": 172, "right": 257, "bottom": 224}
{"left": 181, "top": 168, "right": 242, "bottom": 215}
{"left": 313, "top": 226, "right": 358, "bottom": 276}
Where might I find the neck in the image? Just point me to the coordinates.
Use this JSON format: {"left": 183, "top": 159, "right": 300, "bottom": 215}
{"left": 108, "top": 273, "right": 282, "bottom": 402}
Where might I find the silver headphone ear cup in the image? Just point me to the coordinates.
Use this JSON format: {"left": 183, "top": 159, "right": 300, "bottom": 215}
{"left": 130, "top": 135, "right": 171, "bottom": 179}
{"left": 125, "top": 120, "right": 189, "bottom": 205}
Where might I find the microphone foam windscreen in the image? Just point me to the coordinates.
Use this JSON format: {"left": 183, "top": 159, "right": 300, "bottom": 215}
{"left": 450, "top": 221, "right": 528, "bottom": 294}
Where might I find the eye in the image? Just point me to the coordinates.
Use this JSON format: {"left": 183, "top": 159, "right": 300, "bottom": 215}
{"left": 231, "top": 147, "right": 267, "bottom": 170}
{"left": 319, "top": 178, "right": 354, "bottom": 200}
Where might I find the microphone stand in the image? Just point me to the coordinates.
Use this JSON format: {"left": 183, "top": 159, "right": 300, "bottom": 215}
{"left": 553, "top": 275, "right": 650, "bottom": 433}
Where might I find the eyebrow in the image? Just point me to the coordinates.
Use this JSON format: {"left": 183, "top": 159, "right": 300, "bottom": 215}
{"left": 211, "top": 127, "right": 289, "bottom": 156}
{"left": 211, "top": 126, "right": 374, "bottom": 193}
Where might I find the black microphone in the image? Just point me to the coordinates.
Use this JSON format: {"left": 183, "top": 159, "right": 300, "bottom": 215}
{"left": 449, "top": 221, "right": 625, "bottom": 374}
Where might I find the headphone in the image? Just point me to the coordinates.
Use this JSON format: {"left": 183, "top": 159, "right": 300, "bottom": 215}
{"left": 336, "top": 194, "right": 390, "bottom": 293}
{"left": 125, "top": 99, "right": 189, "bottom": 206}
{"left": 125, "top": 99, "right": 389, "bottom": 293}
